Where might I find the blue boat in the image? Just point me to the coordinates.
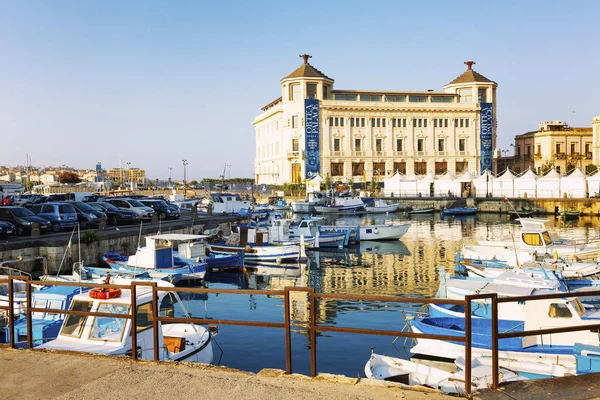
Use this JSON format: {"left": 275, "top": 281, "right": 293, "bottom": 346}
{"left": 4, "top": 285, "right": 89, "bottom": 347}
{"left": 441, "top": 207, "right": 478, "bottom": 216}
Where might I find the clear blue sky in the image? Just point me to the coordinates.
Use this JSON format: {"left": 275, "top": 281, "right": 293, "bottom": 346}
{"left": 1, "top": 1, "right": 599, "bottom": 181}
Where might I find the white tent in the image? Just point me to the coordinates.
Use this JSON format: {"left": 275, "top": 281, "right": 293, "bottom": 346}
{"left": 492, "top": 169, "right": 515, "bottom": 198}
{"left": 537, "top": 169, "right": 561, "bottom": 198}
{"left": 434, "top": 171, "right": 460, "bottom": 197}
{"left": 514, "top": 169, "right": 538, "bottom": 198}
{"left": 472, "top": 170, "right": 494, "bottom": 198}
{"left": 416, "top": 171, "right": 435, "bottom": 197}
{"left": 561, "top": 168, "right": 587, "bottom": 198}
{"left": 383, "top": 172, "right": 403, "bottom": 197}
{"left": 401, "top": 173, "right": 419, "bottom": 197}
{"left": 306, "top": 174, "right": 325, "bottom": 193}
{"left": 587, "top": 170, "right": 600, "bottom": 197}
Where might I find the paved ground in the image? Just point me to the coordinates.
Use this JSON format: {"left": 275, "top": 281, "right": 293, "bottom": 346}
{"left": 0, "top": 349, "right": 455, "bottom": 400}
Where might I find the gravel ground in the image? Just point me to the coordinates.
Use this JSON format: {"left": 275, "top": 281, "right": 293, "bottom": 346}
{"left": 0, "top": 349, "right": 455, "bottom": 400}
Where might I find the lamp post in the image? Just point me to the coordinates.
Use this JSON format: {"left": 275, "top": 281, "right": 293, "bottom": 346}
{"left": 168, "top": 167, "right": 173, "bottom": 184}
{"left": 182, "top": 159, "right": 188, "bottom": 199}
{"left": 227, "top": 164, "right": 232, "bottom": 180}
{"left": 126, "top": 162, "right": 131, "bottom": 188}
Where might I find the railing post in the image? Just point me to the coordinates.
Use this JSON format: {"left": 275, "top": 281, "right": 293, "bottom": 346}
{"left": 26, "top": 278, "right": 33, "bottom": 349}
{"left": 491, "top": 293, "right": 499, "bottom": 390}
{"left": 464, "top": 295, "right": 472, "bottom": 398}
{"left": 8, "top": 277, "right": 14, "bottom": 349}
{"left": 131, "top": 282, "right": 138, "bottom": 361}
{"left": 151, "top": 283, "right": 160, "bottom": 363}
{"left": 284, "top": 287, "right": 292, "bottom": 374}
{"left": 309, "top": 287, "right": 316, "bottom": 378}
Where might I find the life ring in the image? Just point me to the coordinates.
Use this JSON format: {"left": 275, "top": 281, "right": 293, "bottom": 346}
{"left": 90, "top": 287, "right": 122, "bottom": 300}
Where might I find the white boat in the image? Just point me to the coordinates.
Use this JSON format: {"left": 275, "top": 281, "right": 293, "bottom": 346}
{"left": 39, "top": 280, "right": 214, "bottom": 364}
{"left": 364, "top": 353, "right": 526, "bottom": 395}
{"left": 286, "top": 218, "right": 353, "bottom": 247}
{"left": 313, "top": 195, "right": 365, "bottom": 214}
{"left": 320, "top": 223, "right": 410, "bottom": 241}
{"left": 462, "top": 218, "right": 600, "bottom": 265}
{"left": 365, "top": 199, "right": 399, "bottom": 214}
{"left": 203, "top": 193, "right": 252, "bottom": 214}
{"left": 291, "top": 192, "right": 327, "bottom": 214}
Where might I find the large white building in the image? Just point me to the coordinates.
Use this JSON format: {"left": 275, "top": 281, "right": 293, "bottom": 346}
{"left": 253, "top": 55, "right": 498, "bottom": 185}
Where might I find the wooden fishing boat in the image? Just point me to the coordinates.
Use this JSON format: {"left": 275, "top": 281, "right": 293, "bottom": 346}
{"left": 405, "top": 206, "right": 435, "bottom": 215}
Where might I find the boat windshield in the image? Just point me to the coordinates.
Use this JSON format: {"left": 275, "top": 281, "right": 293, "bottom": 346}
{"left": 60, "top": 300, "right": 93, "bottom": 338}
{"left": 572, "top": 298, "right": 586, "bottom": 317}
{"left": 88, "top": 303, "right": 130, "bottom": 342}
{"left": 542, "top": 231, "right": 552, "bottom": 245}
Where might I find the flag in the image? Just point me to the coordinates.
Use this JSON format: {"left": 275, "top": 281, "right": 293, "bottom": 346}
{"left": 503, "top": 197, "right": 508, "bottom": 203}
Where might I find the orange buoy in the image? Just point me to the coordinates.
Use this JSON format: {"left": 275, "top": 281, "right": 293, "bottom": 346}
{"left": 89, "top": 287, "right": 122, "bottom": 300}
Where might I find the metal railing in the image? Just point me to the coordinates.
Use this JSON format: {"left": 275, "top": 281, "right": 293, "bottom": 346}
{"left": 3, "top": 278, "right": 600, "bottom": 397}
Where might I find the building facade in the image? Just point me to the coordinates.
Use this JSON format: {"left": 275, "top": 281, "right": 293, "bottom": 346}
{"left": 593, "top": 116, "right": 600, "bottom": 167}
{"left": 253, "top": 55, "right": 498, "bottom": 185}
{"left": 105, "top": 168, "right": 147, "bottom": 184}
{"left": 513, "top": 121, "right": 593, "bottom": 175}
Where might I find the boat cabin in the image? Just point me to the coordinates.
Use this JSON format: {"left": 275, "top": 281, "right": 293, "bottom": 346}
{"left": 207, "top": 193, "right": 251, "bottom": 214}
{"left": 517, "top": 218, "right": 554, "bottom": 248}
{"left": 128, "top": 234, "right": 209, "bottom": 269}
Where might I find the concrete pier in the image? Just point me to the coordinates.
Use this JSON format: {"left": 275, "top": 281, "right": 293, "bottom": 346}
{"left": 0, "top": 349, "right": 453, "bottom": 400}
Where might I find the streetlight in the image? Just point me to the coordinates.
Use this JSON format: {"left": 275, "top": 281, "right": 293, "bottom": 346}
{"left": 182, "top": 159, "right": 188, "bottom": 199}
{"left": 126, "top": 162, "right": 131, "bottom": 187}
{"left": 168, "top": 167, "right": 173, "bottom": 184}
{"left": 227, "top": 164, "right": 232, "bottom": 180}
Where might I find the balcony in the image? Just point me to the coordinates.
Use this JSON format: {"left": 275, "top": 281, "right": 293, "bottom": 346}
{"left": 571, "top": 152, "right": 581, "bottom": 160}
{"left": 286, "top": 150, "right": 304, "bottom": 159}
{"left": 586, "top": 152, "right": 593, "bottom": 160}
{"left": 534, "top": 153, "right": 542, "bottom": 160}
{"left": 436, "top": 151, "right": 447, "bottom": 156}
{"left": 352, "top": 151, "right": 365, "bottom": 157}
{"left": 457, "top": 151, "right": 468, "bottom": 156}
{"left": 394, "top": 151, "right": 406, "bottom": 157}
{"left": 556, "top": 153, "right": 566, "bottom": 160}
{"left": 416, "top": 151, "right": 426, "bottom": 156}
{"left": 374, "top": 151, "right": 386, "bottom": 157}
{"left": 331, "top": 151, "right": 343, "bottom": 157}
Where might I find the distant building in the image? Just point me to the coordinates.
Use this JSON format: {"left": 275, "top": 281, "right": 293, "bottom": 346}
{"left": 106, "top": 168, "right": 146, "bottom": 184}
{"left": 593, "top": 116, "right": 600, "bottom": 167}
{"left": 253, "top": 55, "right": 498, "bottom": 185}
{"left": 513, "top": 121, "right": 593, "bottom": 175}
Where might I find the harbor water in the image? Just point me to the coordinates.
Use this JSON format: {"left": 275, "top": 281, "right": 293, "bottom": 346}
{"left": 146, "top": 213, "right": 600, "bottom": 377}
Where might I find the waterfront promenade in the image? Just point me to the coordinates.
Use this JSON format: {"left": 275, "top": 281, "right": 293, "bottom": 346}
{"left": 0, "top": 349, "right": 452, "bottom": 400}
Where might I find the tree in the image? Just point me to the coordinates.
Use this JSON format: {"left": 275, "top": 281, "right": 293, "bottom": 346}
{"left": 57, "top": 171, "right": 81, "bottom": 184}
{"left": 586, "top": 164, "right": 598, "bottom": 175}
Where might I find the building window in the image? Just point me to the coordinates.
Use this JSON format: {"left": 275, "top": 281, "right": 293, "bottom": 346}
{"left": 307, "top": 84, "right": 317, "bottom": 99}
{"left": 373, "top": 162, "right": 386, "bottom": 176}
{"left": 371, "top": 118, "right": 386, "bottom": 128}
{"left": 570, "top": 143, "right": 576, "bottom": 155}
{"left": 455, "top": 118, "right": 469, "bottom": 128}
{"left": 478, "top": 88, "right": 487, "bottom": 103}
{"left": 350, "top": 117, "right": 366, "bottom": 127}
{"left": 458, "top": 88, "right": 472, "bottom": 103}
{"left": 392, "top": 118, "right": 407, "bottom": 128}
{"left": 292, "top": 115, "right": 299, "bottom": 128}
{"left": 517, "top": 146, "right": 521, "bottom": 156}
{"left": 413, "top": 118, "right": 427, "bottom": 128}
{"left": 527, "top": 145, "right": 531, "bottom": 156}
{"left": 375, "top": 138, "right": 383, "bottom": 152}
{"left": 322, "top": 85, "right": 328, "bottom": 100}
{"left": 459, "top": 139, "right": 466, "bottom": 152}
{"left": 335, "top": 93, "right": 357, "bottom": 101}
{"left": 331, "top": 162, "right": 344, "bottom": 176}
{"left": 417, "top": 139, "right": 424, "bottom": 152}
{"left": 536, "top": 145, "right": 541, "bottom": 155}
{"left": 333, "top": 138, "right": 341, "bottom": 152}
{"left": 435, "top": 162, "right": 448, "bottom": 174}
{"left": 290, "top": 84, "right": 301, "bottom": 101}
{"left": 414, "top": 162, "right": 427, "bottom": 175}
{"left": 456, "top": 161, "right": 467, "bottom": 174}
{"left": 438, "top": 139, "right": 445, "bottom": 152}
{"left": 431, "top": 96, "right": 454, "bottom": 103}
{"left": 408, "top": 95, "right": 428, "bottom": 102}
{"left": 355, "top": 138, "right": 362, "bottom": 151}
{"left": 393, "top": 162, "right": 406, "bottom": 174}
{"left": 292, "top": 139, "right": 299, "bottom": 152}
{"left": 385, "top": 95, "right": 406, "bottom": 102}
{"left": 396, "top": 139, "right": 403, "bottom": 151}
{"left": 352, "top": 162, "right": 364, "bottom": 176}
{"left": 556, "top": 143, "right": 561, "bottom": 154}
{"left": 360, "top": 94, "right": 382, "bottom": 102}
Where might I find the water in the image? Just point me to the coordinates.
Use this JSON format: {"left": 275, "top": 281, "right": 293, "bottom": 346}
{"left": 179, "top": 213, "right": 600, "bottom": 377}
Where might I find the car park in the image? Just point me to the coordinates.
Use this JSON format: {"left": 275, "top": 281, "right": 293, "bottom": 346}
{"left": 102, "top": 198, "right": 154, "bottom": 222}
{"left": 0, "top": 206, "right": 51, "bottom": 235}
{"left": 139, "top": 199, "right": 180, "bottom": 220}
{"left": 88, "top": 202, "right": 140, "bottom": 225}
{"left": 0, "top": 221, "right": 15, "bottom": 237}
{"left": 30, "top": 203, "right": 79, "bottom": 232}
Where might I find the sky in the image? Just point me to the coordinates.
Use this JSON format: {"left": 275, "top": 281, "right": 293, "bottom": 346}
{"left": 1, "top": 0, "right": 599, "bottom": 181}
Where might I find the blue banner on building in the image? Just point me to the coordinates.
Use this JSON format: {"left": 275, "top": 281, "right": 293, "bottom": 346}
{"left": 305, "top": 99, "right": 321, "bottom": 179}
{"left": 480, "top": 102, "right": 493, "bottom": 172}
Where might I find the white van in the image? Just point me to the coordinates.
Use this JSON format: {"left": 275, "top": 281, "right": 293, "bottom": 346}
{"left": 104, "top": 198, "right": 154, "bottom": 221}
{"left": 66, "top": 192, "right": 97, "bottom": 202}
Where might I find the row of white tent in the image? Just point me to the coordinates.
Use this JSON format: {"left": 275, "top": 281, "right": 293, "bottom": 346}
{"left": 383, "top": 168, "right": 600, "bottom": 198}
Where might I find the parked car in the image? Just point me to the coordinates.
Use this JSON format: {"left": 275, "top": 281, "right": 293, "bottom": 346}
{"left": 46, "top": 194, "right": 68, "bottom": 202}
{"left": 0, "top": 221, "right": 16, "bottom": 237}
{"left": 154, "top": 197, "right": 181, "bottom": 215}
{"left": 67, "top": 202, "right": 106, "bottom": 229}
{"left": 0, "top": 206, "right": 51, "bottom": 236}
{"left": 88, "top": 202, "right": 140, "bottom": 225}
{"left": 102, "top": 198, "right": 154, "bottom": 222}
{"left": 139, "top": 199, "right": 180, "bottom": 220}
{"left": 30, "top": 203, "right": 79, "bottom": 232}
{"left": 26, "top": 195, "right": 48, "bottom": 207}
{"left": 13, "top": 194, "right": 37, "bottom": 207}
